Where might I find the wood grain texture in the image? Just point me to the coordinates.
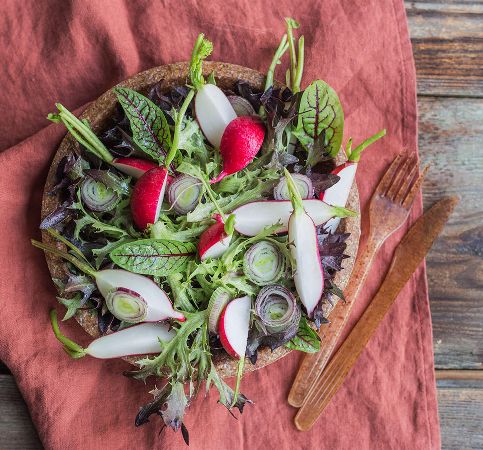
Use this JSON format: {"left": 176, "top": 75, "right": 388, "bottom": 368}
{"left": 437, "top": 376, "right": 483, "bottom": 450}
{"left": 0, "top": 375, "right": 42, "bottom": 449}
{"left": 418, "top": 96, "right": 483, "bottom": 369}
{"left": 406, "top": 1, "right": 483, "bottom": 97}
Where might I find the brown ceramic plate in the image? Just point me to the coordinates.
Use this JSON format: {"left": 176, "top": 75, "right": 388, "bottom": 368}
{"left": 41, "top": 61, "right": 360, "bottom": 378}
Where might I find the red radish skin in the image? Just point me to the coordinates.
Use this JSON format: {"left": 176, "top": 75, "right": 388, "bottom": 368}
{"left": 197, "top": 217, "right": 231, "bottom": 260}
{"left": 210, "top": 117, "right": 265, "bottom": 184}
{"left": 218, "top": 296, "right": 251, "bottom": 358}
{"left": 319, "top": 162, "right": 357, "bottom": 233}
{"left": 130, "top": 167, "right": 169, "bottom": 230}
{"left": 112, "top": 157, "right": 158, "bottom": 179}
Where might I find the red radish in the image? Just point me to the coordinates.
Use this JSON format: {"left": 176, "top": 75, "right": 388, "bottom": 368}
{"left": 219, "top": 295, "right": 251, "bottom": 358}
{"left": 319, "top": 162, "right": 357, "bottom": 233}
{"left": 210, "top": 117, "right": 265, "bottom": 184}
{"left": 195, "top": 84, "right": 237, "bottom": 148}
{"left": 31, "top": 240, "right": 185, "bottom": 323}
{"left": 112, "top": 157, "right": 158, "bottom": 179}
{"left": 284, "top": 170, "right": 324, "bottom": 317}
{"left": 131, "top": 167, "right": 169, "bottom": 230}
{"left": 232, "top": 199, "right": 356, "bottom": 236}
{"left": 50, "top": 310, "right": 174, "bottom": 359}
{"left": 96, "top": 269, "right": 185, "bottom": 322}
{"left": 197, "top": 215, "right": 233, "bottom": 260}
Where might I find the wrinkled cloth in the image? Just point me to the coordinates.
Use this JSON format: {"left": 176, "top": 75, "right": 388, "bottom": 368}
{"left": 0, "top": 1, "right": 441, "bottom": 449}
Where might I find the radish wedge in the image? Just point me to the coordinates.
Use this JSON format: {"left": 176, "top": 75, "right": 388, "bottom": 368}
{"left": 130, "top": 167, "right": 169, "bottom": 230}
{"left": 86, "top": 322, "right": 174, "bottom": 359}
{"left": 197, "top": 215, "right": 234, "bottom": 260}
{"left": 50, "top": 310, "right": 174, "bottom": 359}
{"left": 112, "top": 157, "right": 158, "bottom": 179}
{"left": 285, "top": 170, "right": 324, "bottom": 317}
{"left": 319, "top": 162, "right": 357, "bottom": 234}
{"left": 195, "top": 84, "right": 237, "bottom": 148}
{"left": 232, "top": 199, "right": 356, "bottom": 236}
{"left": 219, "top": 295, "right": 251, "bottom": 358}
{"left": 95, "top": 269, "right": 185, "bottom": 322}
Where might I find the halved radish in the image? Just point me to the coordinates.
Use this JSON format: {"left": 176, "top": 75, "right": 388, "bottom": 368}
{"left": 112, "top": 157, "right": 158, "bottom": 179}
{"left": 31, "top": 240, "right": 185, "bottom": 323}
{"left": 86, "top": 322, "right": 174, "bottom": 358}
{"left": 285, "top": 170, "right": 324, "bottom": 317}
{"left": 210, "top": 116, "right": 265, "bottom": 184}
{"left": 195, "top": 83, "right": 237, "bottom": 148}
{"left": 131, "top": 167, "right": 169, "bottom": 230}
{"left": 50, "top": 310, "right": 174, "bottom": 359}
{"left": 95, "top": 269, "right": 185, "bottom": 322}
{"left": 219, "top": 295, "right": 251, "bottom": 358}
{"left": 319, "top": 162, "right": 357, "bottom": 233}
{"left": 197, "top": 215, "right": 233, "bottom": 260}
{"left": 232, "top": 199, "right": 356, "bottom": 236}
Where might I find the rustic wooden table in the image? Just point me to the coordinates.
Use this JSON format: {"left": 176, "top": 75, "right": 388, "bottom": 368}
{"left": 0, "top": 2, "right": 481, "bottom": 448}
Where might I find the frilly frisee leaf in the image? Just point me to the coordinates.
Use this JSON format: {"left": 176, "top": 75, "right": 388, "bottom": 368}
{"left": 285, "top": 317, "right": 321, "bottom": 353}
{"left": 189, "top": 34, "right": 213, "bottom": 90}
{"left": 57, "top": 293, "right": 83, "bottom": 321}
{"left": 114, "top": 87, "right": 171, "bottom": 164}
{"left": 109, "top": 239, "right": 196, "bottom": 276}
{"left": 296, "top": 80, "right": 344, "bottom": 162}
{"left": 177, "top": 117, "right": 209, "bottom": 162}
{"left": 149, "top": 219, "right": 208, "bottom": 242}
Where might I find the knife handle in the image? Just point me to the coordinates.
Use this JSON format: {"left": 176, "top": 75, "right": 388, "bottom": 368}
{"left": 288, "top": 237, "right": 381, "bottom": 407}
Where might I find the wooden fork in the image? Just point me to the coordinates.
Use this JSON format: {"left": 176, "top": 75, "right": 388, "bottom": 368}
{"left": 288, "top": 153, "right": 428, "bottom": 408}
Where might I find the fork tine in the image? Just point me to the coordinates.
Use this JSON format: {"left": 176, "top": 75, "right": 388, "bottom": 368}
{"left": 386, "top": 155, "right": 415, "bottom": 201}
{"left": 375, "top": 153, "right": 404, "bottom": 196}
{"left": 402, "top": 165, "right": 429, "bottom": 209}
{"left": 394, "top": 159, "right": 418, "bottom": 204}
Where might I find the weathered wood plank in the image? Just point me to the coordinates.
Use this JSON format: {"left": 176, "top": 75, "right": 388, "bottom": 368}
{"left": 0, "top": 375, "right": 42, "bottom": 449}
{"left": 418, "top": 96, "right": 483, "bottom": 369}
{"left": 406, "top": 1, "right": 483, "bottom": 97}
{"left": 437, "top": 375, "right": 483, "bottom": 450}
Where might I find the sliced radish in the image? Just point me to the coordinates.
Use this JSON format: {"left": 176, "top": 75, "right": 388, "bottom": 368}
{"left": 95, "top": 269, "right": 185, "bottom": 322}
{"left": 219, "top": 295, "right": 251, "bottom": 358}
{"left": 207, "top": 287, "right": 231, "bottom": 334}
{"left": 197, "top": 215, "right": 232, "bottom": 260}
{"left": 86, "top": 322, "right": 174, "bottom": 359}
{"left": 319, "top": 162, "right": 357, "bottom": 234}
{"left": 210, "top": 116, "right": 265, "bottom": 184}
{"left": 130, "top": 167, "right": 169, "bottom": 230}
{"left": 232, "top": 199, "right": 355, "bottom": 236}
{"left": 284, "top": 170, "right": 324, "bottom": 317}
{"left": 112, "top": 157, "right": 158, "bottom": 179}
{"left": 195, "top": 84, "right": 237, "bottom": 148}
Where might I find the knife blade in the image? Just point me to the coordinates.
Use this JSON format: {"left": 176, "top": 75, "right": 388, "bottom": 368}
{"left": 294, "top": 196, "right": 459, "bottom": 431}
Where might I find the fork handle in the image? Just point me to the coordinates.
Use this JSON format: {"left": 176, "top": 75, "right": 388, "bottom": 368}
{"left": 288, "top": 236, "right": 380, "bottom": 407}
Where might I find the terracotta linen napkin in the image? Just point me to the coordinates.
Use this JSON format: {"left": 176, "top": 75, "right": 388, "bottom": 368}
{"left": 0, "top": 0, "right": 441, "bottom": 448}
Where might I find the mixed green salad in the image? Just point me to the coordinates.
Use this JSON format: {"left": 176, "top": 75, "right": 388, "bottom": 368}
{"left": 33, "top": 18, "right": 384, "bottom": 444}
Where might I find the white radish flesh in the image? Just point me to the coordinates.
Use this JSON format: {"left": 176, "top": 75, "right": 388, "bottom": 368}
{"left": 232, "top": 199, "right": 350, "bottom": 236}
{"left": 95, "top": 269, "right": 184, "bottom": 322}
{"left": 320, "top": 163, "right": 357, "bottom": 234}
{"left": 288, "top": 212, "right": 324, "bottom": 317}
{"left": 86, "top": 322, "right": 174, "bottom": 359}
{"left": 195, "top": 84, "right": 237, "bottom": 148}
{"left": 219, "top": 295, "right": 251, "bottom": 358}
{"left": 112, "top": 158, "right": 158, "bottom": 179}
{"left": 201, "top": 235, "right": 232, "bottom": 260}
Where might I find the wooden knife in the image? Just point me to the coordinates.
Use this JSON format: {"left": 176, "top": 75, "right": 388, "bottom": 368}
{"left": 294, "top": 196, "right": 459, "bottom": 431}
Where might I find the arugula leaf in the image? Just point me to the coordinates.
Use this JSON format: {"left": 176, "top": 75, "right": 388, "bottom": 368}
{"left": 296, "top": 80, "right": 344, "bottom": 163}
{"left": 286, "top": 317, "right": 321, "bottom": 353}
{"left": 110, "top": 239, "right": 196, "bottom": 276}
{"left": 57, "top": 294, "right": 83, "bottom": 321}
{"left": 115, "top": 87, "right": 171, "bottom": 164}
